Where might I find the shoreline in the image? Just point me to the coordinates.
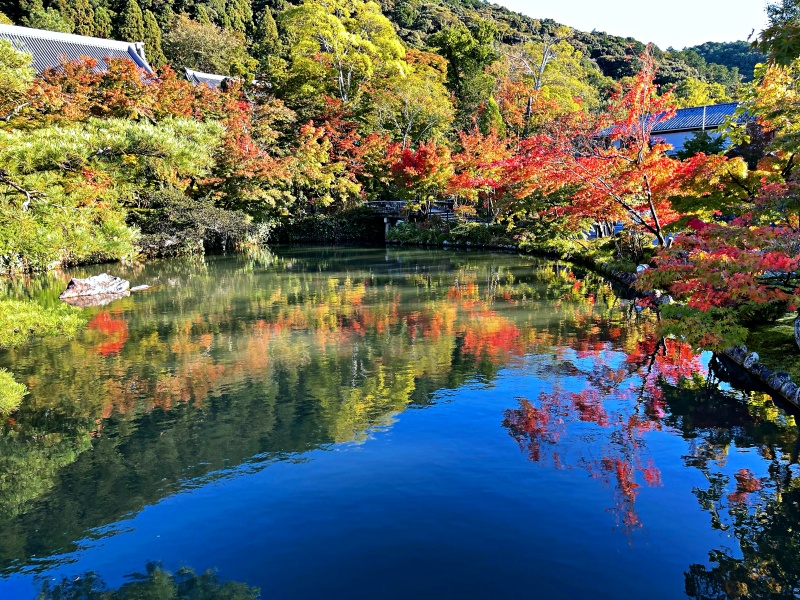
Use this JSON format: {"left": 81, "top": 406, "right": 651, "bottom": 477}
{"left": 386, "top": 237, "right": 800, "bottom": 412}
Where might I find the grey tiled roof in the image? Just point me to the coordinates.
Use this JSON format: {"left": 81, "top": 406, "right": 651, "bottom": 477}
{"left": 652, "top": 102, "right": 744, "bottom": 133}
{"left": 0, "top": 24, "right": 153, "bottom": 74}
{"left": 185, "top": 68, "right": 228, "bottom": 88}
{"left": 599, "top": 102, "right": 747, "bottom": 138}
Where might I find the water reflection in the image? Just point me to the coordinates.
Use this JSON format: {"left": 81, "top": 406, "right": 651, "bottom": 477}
{"left": 0, "top": 248, "right": 799, "bottom": 598}
{"left": 37, "top": 563, "right": 259, "bottom": 599}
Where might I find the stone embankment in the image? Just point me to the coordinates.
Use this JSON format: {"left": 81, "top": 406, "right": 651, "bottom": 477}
{"left": 722, "top": 346, "right": 800, "bottom": 410}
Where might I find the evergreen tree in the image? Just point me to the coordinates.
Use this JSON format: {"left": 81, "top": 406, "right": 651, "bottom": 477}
{"left": 55, "top": 0, "right": 94, "bottom": 36}
{"left": 196, "top": 5, "right": 213, "bottom": 25}
{"left": 22, "top": 1, "right": 74, "bottom": 33}
{"left": 143, "top": 9, "right": 166, "bottom": 68}
{"left": 479, "top": 96, "right": 505, "bottom": 137}
{"left": 251, "top": 9, "right": 280, "bottom": 70}
{"left": 93, "top": 7, "right": 113, "bottom": 38}
{"left": 157, "top": 5, "right": 175, "bottom": 31}
{"left": 225, "top": 0, "right": 252, "bottom": 34}
{"left": 119, "top": 0, "right": 145, "bottom": 42}
{"left": 0, "top": 11, "right": 12, "bottom": 24}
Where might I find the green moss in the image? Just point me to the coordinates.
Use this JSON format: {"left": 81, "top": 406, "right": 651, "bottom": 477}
{"left": 0, "top": 299, "right": 87, "bottom": 348}
{"left": 745, "top": 316, "right": 800, "bottom": 381}
{"left": 0, "top": 369, "right": 25, "bottom": 414}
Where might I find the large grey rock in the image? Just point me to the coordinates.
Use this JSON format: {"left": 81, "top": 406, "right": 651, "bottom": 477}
{"left": 743, "top": 352, "right": 760, "bottom": 369}
{"left": 60, "top": 273, "right": 130, "bottom": 301}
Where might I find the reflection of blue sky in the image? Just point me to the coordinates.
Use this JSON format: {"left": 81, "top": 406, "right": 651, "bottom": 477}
{"left": 1, "top": 359, "right": 739, "bottom": 600}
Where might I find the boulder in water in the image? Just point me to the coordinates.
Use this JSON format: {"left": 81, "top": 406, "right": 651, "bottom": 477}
{"left": 59, "top": 273, "right": 130, "bottom": 305}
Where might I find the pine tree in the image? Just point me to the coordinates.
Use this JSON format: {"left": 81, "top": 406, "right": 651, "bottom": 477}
{"left": 157, "top": 5, "right": 174, "bottom": 31}
{"left": 119, "top": 0, "right": 145, "bottom": 42}
{"left": 224, "top": 0, "right": 252, "bottom": 34}
{"left": 143, "top": 10, "right": 166, "bottom": 68}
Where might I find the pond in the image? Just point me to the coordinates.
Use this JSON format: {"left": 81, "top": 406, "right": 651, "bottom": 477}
{"left": 0, "top": 247, "right": 798, "bottom": 599}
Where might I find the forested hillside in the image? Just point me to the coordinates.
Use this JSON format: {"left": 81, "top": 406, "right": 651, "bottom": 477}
{"left": 0, "top": 0, "right": 762, "bottom": 106}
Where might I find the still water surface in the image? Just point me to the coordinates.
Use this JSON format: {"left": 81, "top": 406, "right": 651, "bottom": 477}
{"left": 0, "top": 248, "right": 798, "bottom": 599}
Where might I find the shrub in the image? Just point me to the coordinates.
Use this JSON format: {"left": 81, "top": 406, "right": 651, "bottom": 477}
{"left": 0, "top": 299, "right": 86, "bottom": 348}
{"left": 131, "top": 187, "right": 253, "bottom": 257}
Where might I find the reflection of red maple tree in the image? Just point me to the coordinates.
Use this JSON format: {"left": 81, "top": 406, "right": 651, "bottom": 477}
{"left": 727, "top": 468, "right": 762, "bottom": 505}
{"left": 88, "top": 312, "right": 129, "bottom": 356}
{"left": 503, "top": 335, "right": 704, "bottom": 532}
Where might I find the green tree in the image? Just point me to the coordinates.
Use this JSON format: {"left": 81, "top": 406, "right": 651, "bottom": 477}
{"left": 143, "top": 9, "right": 167, "bottom": 68}
{"left": 279, "top": 0, "right": 406, "bottom": 111}
{"left": 674, "top": 77, "right": 730, "bottom": 107}
{"left": 501, "top": 30, "right": 600, "bottom": 114}
{"left": 22, "top": 1, "right": 73, "bottom": 33}
{"left": 163, "top": 14, "right": 256, "bottom": 76}
{"left": 119, "top": 0, "right": 145, "bottom": 42}
{"left": 54, "top": 0, "right": 94, "bottom": 36}
{"left": 0, "top": 10, "right": 12, "bottom": 24}
{"left": 0, "top": 40, "right": 34, "bottom": 121}
{"left": 196, "top": 4, "right": 213, "bottom": 25}
{"left": 429, "top": 20, "right": 497, "bottom": 126}
{"left": 367, "top": 64, "right": 454, "bottom": 146}
{"left": 479, "top": 95, "right": 504, "bottom": 136}
{"left": 93, "top": 7, "right": 113, "bottom": 38}
{"left": 251, "top": 8, "right": 280, "bottom": 72}
{"left": 224, "top": 0, "right": 253, "bottom": 33}
{"left": 675, "top": 130, "right": 727, "bottom": 159}
{"left": 755, "top": 0, "right": 800, "bottom": 65}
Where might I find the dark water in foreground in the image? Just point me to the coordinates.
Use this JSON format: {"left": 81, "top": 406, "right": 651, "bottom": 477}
{"left": 0, "top": 247, "right": 798, "bottom": 599}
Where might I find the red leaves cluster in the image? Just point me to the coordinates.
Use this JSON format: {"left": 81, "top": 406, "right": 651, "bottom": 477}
{"left": 642, "top": 222, "right": 800, "bottom": 311}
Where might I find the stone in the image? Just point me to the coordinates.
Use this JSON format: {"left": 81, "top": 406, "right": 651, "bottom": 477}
{"left": 727, "top": 346, "right": 748, "bottom": 363}
{"left": 795, "top": 316, "right": 800, "bottom": 352}
{"left": 781, "top": 381, "right": 798, "bottom": 400}
{"left": 743, "top": 352, "right": 760, "bottom": 369}
{"left": 768, "top": 372, "right": 791, "bottom": 390}
{"left": 60, "top": 273, "right": 130, "bottom": 300}
{"left": 130, "top": 285, "right": 151, "bottom": 293}
{"left": 752, "top": 364, "right": 773, "bottom": 380}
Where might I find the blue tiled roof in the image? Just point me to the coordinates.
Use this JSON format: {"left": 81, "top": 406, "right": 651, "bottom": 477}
{"left": 652, "top": 102, "right": 743, "bottom": 133}
{"left": 185, "top": 68, "right": 228, "bottom": 88}
{"left": 0, "top": 24, "right": 153, "bottom": 74}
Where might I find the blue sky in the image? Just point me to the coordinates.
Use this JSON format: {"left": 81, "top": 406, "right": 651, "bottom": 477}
{"left": 494, "top": 0, "right": 769, "bottom": 49}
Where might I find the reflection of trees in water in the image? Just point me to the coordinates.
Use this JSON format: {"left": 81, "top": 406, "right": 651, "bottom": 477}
{"left": 497, "top": 297, "right": 800, "bottom": 598}
{"left": 0, "top": 250, "right": 628, "bottom": 571}
{"left": 673, "top": 360, "right": 800, "bottom": 599}
{"left": 503, "top": 335, "right": 702, "bottom": 531}
{"left": 37, "top": 563, "right": 259, "bottom": 599}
